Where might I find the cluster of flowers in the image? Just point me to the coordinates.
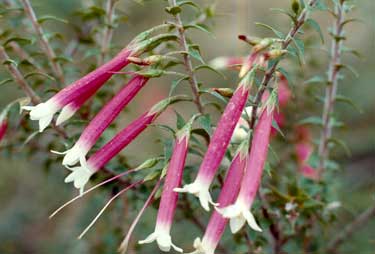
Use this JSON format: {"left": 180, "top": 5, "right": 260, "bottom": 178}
{"left": 20, "top": 29, "right": 298, "bottom": 253}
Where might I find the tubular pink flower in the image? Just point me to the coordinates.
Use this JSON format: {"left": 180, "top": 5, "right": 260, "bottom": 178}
{"left": 64, "top": 98, "right": 170, "bottom": 193}
{"left": 218, "top": 92, "right": 273, "bottom": 233}
{"left": 22, "top": 26, "right": 174, "bottom": 132}
{"left": 239, "top": 52, "right": 259, "bottom": 78}
{"left": 139, "top": 120, "right": 193, "bottom": 252}
{"left": 295, "top": 126, "right": 319, "bottom": 180}
{"left": 0, "top": 118, "right": 7, "bottom": 142}
{"left": 191, "top": 140, "right": 248, "bottom": 254}
{"left": 56, "top": 75, "right": 149, "bottom": 166}
{"left": 23, "top": 47, "right": 133, "bottom": 132}
{"left": 175, "top": 70, "right": 255, "bottom": 211}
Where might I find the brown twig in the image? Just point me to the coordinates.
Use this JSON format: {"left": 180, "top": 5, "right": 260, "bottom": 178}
{"left": 326, "top": 203, "right": 375, "bottom": 253}
{"left": 0, "top": 46, "right": 40, "bottom": 104}
{"left": 20, "top": 0, "right": 65, "bottom": 86}
{"left": 318, "top": 1, "right": 346, "bottom": 172}
{"left": 168, "top": 0, "right": 204, "bottom": 114}
{"left": 98, "top": 0, "right": 117, "bottom": 66}
{"left": 248, "top": 0, "right": 318, "bottom": 131}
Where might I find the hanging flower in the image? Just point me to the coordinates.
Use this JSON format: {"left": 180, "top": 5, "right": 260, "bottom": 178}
{"left": 0, "top": 115, "right": 8, "bottom": 142}
{"left": 175, "top": 69, "right": 255, "bottom": 211}
{"left": 139, "top": 119, "right": 194, "bottom": 253}
{"left": 191, "top": 139, "right": 248, "bottom": 254}
{"left": 64, "top": 97, "right": 171, "bottom": 193}
{"left": 295, "top": 126, "right": 319, "bottom": 180}
{"left": 23, "top": 26, "right": 175, "bottom": 132}
{"left": 218, "top": 91, "right": 273, "bottom": 233}
{"left": 55, "top": 75, "right": 149, "bottom": 166}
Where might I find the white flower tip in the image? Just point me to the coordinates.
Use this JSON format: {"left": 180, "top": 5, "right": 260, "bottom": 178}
{"left": 189, "top": 238, "right": 214, "bottom": 254}
{"left": 229, "top": 216, "right": 247, "bottom": 233}
{"left": 56, "top": 104, "right": 77, "bottom": 126}
{"left": 217, "top": 203, "right": 262, "bottom": 233}
{"left": 139, "top": 231, "right": 182, "bottom": 253}
{"left": 23, "top": 102, "right": 58, "bottom": 132}
{"left": 64, "top": 165, "right": 94, "bottom": 191}
{"left": 174, "top": 182, "right": 215, "bottom": 212}
{"left": 62, "top": 144, "right": 87, "bottom": 166}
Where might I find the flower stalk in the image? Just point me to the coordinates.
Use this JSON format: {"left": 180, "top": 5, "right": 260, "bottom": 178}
{"left": 318, "top": 0, "right": 346, "bottom": 173}
{"left": 20, "top": 0, "right": 66, "bottom": 85}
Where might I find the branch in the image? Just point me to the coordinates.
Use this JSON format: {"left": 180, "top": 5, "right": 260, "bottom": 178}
{"left": 98, "top": 0, "right": 117, "bottom": 66}
{"left": 20, "top": 0, "right": 65, "bottom": 85}
{"left": 0, "top": 46, "right": 40, "bottom": 105}
{"left": 318, "top": 1, "right": 346, "bottom": 172}
{"left": 327, "top": 203, "right": 375, "bottom": 253}
{"left": 248, "top": 0, "right": 318, "bottom": 130}
{"left": 168, "top": 0, "right": 204, "bottom": 114}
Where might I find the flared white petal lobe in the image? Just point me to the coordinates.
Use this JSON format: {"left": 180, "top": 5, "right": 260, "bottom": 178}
{"left": 64, "top": 165, "right": 94, "bottom": 194}
{"left": 139, "top": 230, "right": 182, "bottom": 253}
{"left": 217, "top": 202, "right": 262, "bottom": 233}
{"left": 56, "top": 104, "right": 77, "bottom": 126}
{"left": 23, "top": 101, "right": 60, "bottom": 132}
{"left": 174, "top": 181, "right": 216, "bottom": 211}
{"left": 243, "top": 210, "right": 262, "bottom": 232}
{"left": 188, "top": 238, "right": 214, "bottom": 254}
{"left": 62, "top": 143, "right": 88, "bottom": 166}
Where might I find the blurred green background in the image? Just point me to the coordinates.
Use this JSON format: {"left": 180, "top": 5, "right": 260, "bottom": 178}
{"left": 0, "top": 0, "right": 374, "bottom": 253}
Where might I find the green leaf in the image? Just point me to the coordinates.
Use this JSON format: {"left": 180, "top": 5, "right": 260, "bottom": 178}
{"left": 175, "top": 111, "right": 186, "bottom": 129}
{"left": 272, "top": 119, "right": 285, "bottom": 138}
{"left": 198, "top": 114, "right": 212, "bottom": 136}
{"left": 291, "top": 37, "right": 305, "bottom": 65}
{"left": 194, "top": 64, "right": 225, "bottom": 79}
{"left": 255, "top": 22, "right": 284, "bottom": 38}
{"left": 24, "top": 72, "right": 56, "bottom": 81}
{"left": 165, "top": 6, "right": 182, "bottom": 15}
{"left": 304, "top": 75, "right": 326, "bottom": 85}
{"left": 177, "top": 1, "right": 200, "bottom": 10}
{"left": 270, "top": 8, "right": 297, "bottom": 23}
{"left": 338, "top": 64, "right": 359, "bottom": 78}
{"left": 298, "top": 116, "right": 323, "bottom": 126}
{"left": 163, "top": 139, "right": 174, "bottom": 161}
{"left": 169, "top": 76, "right": 189, "bottom": 96}
{"left": 335, "top": 95, "right": 362, "bottom": 113}
{"left": 3, "top": 37, "right": 33, "bottom": 46}
{"left": 38, "top": 15, "right": 68, "bottom": 24}
{"left": 200, "top": 89, "right": 228, "bottom": 104}
{"left": 277, "top": 67, "right": 293, "bottom": 86}
{"left": 306, "top": 19, "right": 324, "bottom": 43}
{"left": 0, "top": 78, "right": 13, "bottom": 87}
{"left": 188, "top": 45, "right": 205, "bottom": 64}
{"left": 184, "top": 24, "right": 214, "bottom": 37}
{"left": 327, "top": 138, "right": 351, "bottom": 157}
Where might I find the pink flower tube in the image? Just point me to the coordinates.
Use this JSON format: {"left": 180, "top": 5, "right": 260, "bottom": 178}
{"left": 295, "top": 126, "right": 319, "bottom": 180}
{"left": 139, "top": 120, "right": 193, "bottom": 252}
{"left": 56, "top": 75, "right": 149, "bottom": 166}
{"left": 64, "top": 98, "right": 170, "bottom": 193}
{"left": 0, "top": 118, "right": 7, "bottom": 142}
{"left": 23, "top": 47, "right": 133, "bottom": 132}
{"left": 218, "top": 91, "right": 273, "bottom": 233}
{"left": 175, "top": 70, "right": 255, "bottom": 211}
{"left": 191, "top": 140, "right": 248, "bottom": 254}
{"left": 22, "top": 27, "right": 174, "bottom": 132}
